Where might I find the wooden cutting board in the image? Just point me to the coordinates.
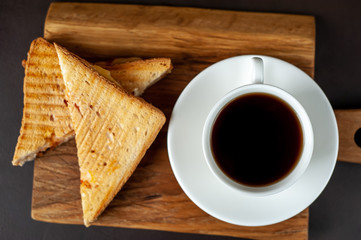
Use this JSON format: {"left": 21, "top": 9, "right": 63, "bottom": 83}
{"left": 32, "top": 3, "right": 316, "bottom": 239}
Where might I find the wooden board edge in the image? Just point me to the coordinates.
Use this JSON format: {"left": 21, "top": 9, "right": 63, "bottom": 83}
{"left": 44, "top": 2, "right": 316, "bottom": 39}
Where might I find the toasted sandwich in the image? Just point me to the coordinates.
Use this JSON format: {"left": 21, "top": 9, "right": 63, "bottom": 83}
{"left": 13, "top": 37, "right": 171, "bottom": 166}
{"left": 12, "top": 38, "right": 74, "bottom": 166}
{"left": 95, "top": 58, "right": 172, "bottom": 96}
{"left": 55, "top": 43, "right": 166, "bottom": 226}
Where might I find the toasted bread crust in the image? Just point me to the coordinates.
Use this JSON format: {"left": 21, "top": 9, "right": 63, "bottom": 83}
{"left": 55, "top": 43, "right": 166, "bottom": 226}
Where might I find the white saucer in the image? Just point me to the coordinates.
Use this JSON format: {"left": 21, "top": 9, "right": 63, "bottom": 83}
{"left": 167, "top": 55, "right": 338, "bottom": 226}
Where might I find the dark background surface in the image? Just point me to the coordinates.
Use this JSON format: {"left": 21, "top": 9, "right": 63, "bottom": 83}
{"left": 1, "top": 0, "right": 361, "bottom": 239}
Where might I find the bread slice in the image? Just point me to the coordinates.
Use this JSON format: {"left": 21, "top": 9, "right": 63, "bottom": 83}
{"left": 55, "top": 43, "right": 166, "bottom": 227}
{"left": 13, "top": 37, "right": 171, "bottom": 166}
{"left": 12, "top": 37, "right": 74, "bottom": 166}
{"left": 95, "top": 58, "right": 172, "bottom": 96}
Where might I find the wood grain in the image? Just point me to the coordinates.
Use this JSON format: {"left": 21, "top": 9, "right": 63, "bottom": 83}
{"left": 44, "top": 3, "right": 315, "bottom": 74}
{"left": 32, "top": 2, "right": 317, "bottom": 239}
{"left": 335, "top": 109, "right": 361, "bottom": 164}
{"left": 33, "top": 137, "right": 309, "bottom": 240}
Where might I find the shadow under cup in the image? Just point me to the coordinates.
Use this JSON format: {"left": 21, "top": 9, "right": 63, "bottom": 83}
{"left": 202, "top": 84, "right": 314, "bottom": 197}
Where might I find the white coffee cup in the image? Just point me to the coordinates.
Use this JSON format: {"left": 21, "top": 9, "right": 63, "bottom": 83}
{"left": 202, "top": 57, "right": 314, "bottom": 197}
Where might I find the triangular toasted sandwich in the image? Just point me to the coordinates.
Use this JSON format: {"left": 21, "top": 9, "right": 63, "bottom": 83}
{"left": 95, "top": 58, "right": 172, "bottom": 96}
{"left": 55, "top": 43, "right": 166, "bottom": 226}
{"left": 12, "top": 38, "right": 74, "bottom": 166}
{"left": 13, "top": 37, "right": 171, "bottom": 166}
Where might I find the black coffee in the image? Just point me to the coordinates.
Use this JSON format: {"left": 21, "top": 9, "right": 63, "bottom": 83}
{"left": 211, "top": 93, "right": 303, "bottom": 187}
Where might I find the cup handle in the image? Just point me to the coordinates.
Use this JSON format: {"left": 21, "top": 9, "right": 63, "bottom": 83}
{"left": 252, "top": 57, "right": 264, "bottom": 84}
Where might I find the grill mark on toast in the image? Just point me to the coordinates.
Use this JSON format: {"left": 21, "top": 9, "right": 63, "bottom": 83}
{"left": 27, "top": 52, "right": 57, "bottom": 58}
{"left": 25, "top": 82, "right": 65, "bottom": 88}
{"left": 23, "top": 112, "right": 70, "bottom": 118}
{"left": 25, "top": 92, "right": 65, "bottom": 98}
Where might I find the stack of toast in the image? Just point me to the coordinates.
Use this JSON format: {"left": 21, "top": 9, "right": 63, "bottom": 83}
{"left": 13, "top": 37, "right": 171, "bottom": 226}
